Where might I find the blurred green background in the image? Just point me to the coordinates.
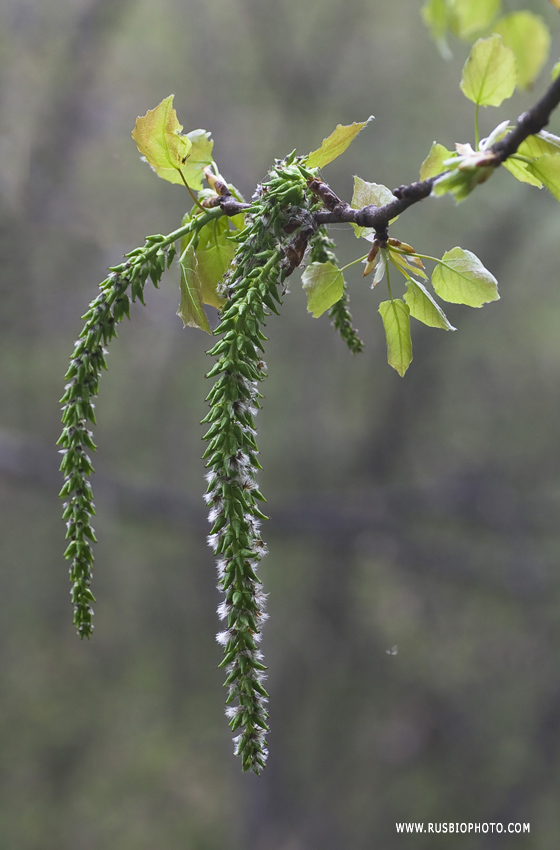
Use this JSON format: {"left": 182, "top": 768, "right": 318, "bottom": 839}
{"left": 2, "top": 0, "right": 560, "bottom": 847}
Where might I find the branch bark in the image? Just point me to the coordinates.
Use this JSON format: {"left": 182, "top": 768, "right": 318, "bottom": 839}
{"left": 492, "top": 72, "right": 560, "bottom": 162}
{"left": 313, "top": 71, "right": 560, "bottom": 235}
{"left": 190, "top": 72, "right": 560, "bottom": 262}
{"left": 216, "top": 65, "right": 560, "bottom": 237}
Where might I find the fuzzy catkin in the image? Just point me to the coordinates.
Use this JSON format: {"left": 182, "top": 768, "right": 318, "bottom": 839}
{"left": 202, "top": 157, "right": 316, "bottom": 772}
{"left": 58, "top": 239, "right": 175, "bottom": 637}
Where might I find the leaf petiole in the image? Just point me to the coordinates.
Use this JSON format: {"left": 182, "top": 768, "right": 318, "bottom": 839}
{"left": 474, "top": 103, "right": 480, "bottom": 150}
{"left": 386, "top": 253, "right": 394, "bottom": 302}
{"left": 394, "top": 248, "right": 441, "bottom": 265}
{"left": 390, "top": 247, "right": 479, "bottom": 282}
{"left": 508, "top": 153, "right": 536, "bottom": 165}
{"left": 177, "top": 168, "right": 208, "bottom": 211}
{"left": 340, "top": 253, "right": 369, "bottom": 272}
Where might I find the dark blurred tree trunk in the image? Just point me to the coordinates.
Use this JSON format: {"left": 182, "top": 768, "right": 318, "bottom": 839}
{"left": 24, "top": 0, "right": 135, "bottom": 223}
{"left": 2, "top": 0, "right": 136, "bottom": 428}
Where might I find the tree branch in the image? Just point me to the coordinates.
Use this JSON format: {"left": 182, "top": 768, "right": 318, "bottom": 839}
{"left": 195, "top": 72, "right": 560, "bottom": 251}
{"left": 492, "top": 71, "right": 560, "bottom": 162}
{"left": 313, "top": 71, "right": 560, "bottom": 236}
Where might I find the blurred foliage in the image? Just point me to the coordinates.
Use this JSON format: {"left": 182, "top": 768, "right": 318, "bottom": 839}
{"left": 2, "top": 0, "right": 560, "bottom": 846}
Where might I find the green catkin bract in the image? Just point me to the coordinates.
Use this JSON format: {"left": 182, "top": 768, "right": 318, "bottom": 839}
{"left": 308, "top": 227, "right": 364, "bottom": 354}
{"left": 203, "top": 157, "right": 316, "bottom": 773}
{"left": 58, "top": 238, "right": 176, "bottom": 637}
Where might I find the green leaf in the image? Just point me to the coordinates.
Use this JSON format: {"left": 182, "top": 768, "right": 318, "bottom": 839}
{"left": 421, "top": 0, "right": 448, "bottom": 39}
{"left": 451, "top": 0, "right": 501, "bottom": 39}
{"left": 404, "top": 279, "right": 456, "bottom": 330}
{"left": 351, "top": 177, "right": 398, "bottom": 238}
{"left": 178, "top": 242, "right": 211, "bottom": 332}
{"left": 526, "top": 154, "right": 560, "bottom": 202}
{"left": 460, "top": 35, "right": 517, "bottom": 107}
{"left": 421, "top": 0, "right": 452, "bottom": 59}
{"left": 493, "top": 12, "right": 550, "bottom": 90}
{"left": 352, "top": 177, "right": 396, "bottom": 210}
{"left": 420, "top": 142, "right": 454, "bottom": 180}
{"left": 432, "top": 163, "right": 494, "bottom": 201}
{"left": 519, "top": 132, "right": 560, "bottom": 157}
{"left": 302, "top": 262, "right": 345, "bottom": 318}
{"left": 378, "top": 299, "right": 412, "bottom": 377}
{"left": 502, "top": 158, "right": 543, "bottom": 187}
{"left": 432, "top": 247, "right": 499, "bottom": 307}
{"left": 502, "top": 133, "right": 560, "bottom": 188}
{"left": 195, "top": 218, "right": 232, "bottom": 308}
{"left": 180, "top": 129, "right": 215, "bottom": 190}
{"left": 306, "top": 117, "right": 374, "bottom": 169}
{"left": 132, "top": 95, "right": 193, "bottom": 184}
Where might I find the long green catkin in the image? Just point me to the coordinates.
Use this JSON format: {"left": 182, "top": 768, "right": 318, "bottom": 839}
{"left": 202, "top": 157, "right": 316, "bottom": 772}
{"left": 58, "top": 238, "right": 175, "bottom": 637}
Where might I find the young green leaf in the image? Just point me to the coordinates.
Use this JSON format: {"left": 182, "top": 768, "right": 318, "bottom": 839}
{"left": 371, "top": 249, "right": 387, "bottom": 287}
{"left": 502, "top": 158, "right": 543, "bottom": 187}
{"left": 390, "top": 250, "right": 427, "bottom": 280}
{"left": 352, "top": 177, "right": 396, "bottom": 210}
{"left": 302, "top": 262, "right": 345, "bottom": 317}
{"left": 195, "top": 218, "right": 232, "bottom": 308}
{"left": 451, "top": 0, "right": 501, "bottom": 39}
{"left": 526, "top": 154, "right": 560, "bottom": 202}
{"left": 306, "top": 117, "right": 374, "bottom": 169}
{"left": 378, "top": 299, "right": 412, "bottom": 377}
{"left": 178, "top": 242, "right": 211, "bottom": 332}
{"left": 493, "top": 12, "right": 550, "bottom": 91}
{"left": 421, "top": 0, "right": 447, "bottom": 39}
{"left": 502, "top": 133, "right": 560, "bottom": 188}
{"left": 460, "top": 35, "right": 517, "bottom": 107}
{"left": 404, "top": 280, "right": 456, "bottom": 330}
{"left": 351, "top": 177, "right": 398, "bottom": 237}
{"left": 432, "top": 247, "right": 499, "bottom": 307}
{"left": 421, "top": 0, "right": 452, "bottom": 59}
{"left": 420, "top": 142, "right": 454, "bottom": 180}
{"left": 132, "top": 95, "right": 193, "bottom": 184}
{"left": 523, "top": 132, "right": 560, "bottom": 155}
{"left": 180, "top": 129, "right": 215, "bottom": 190}
{"left": 432, "top": 162, "right": 494, "bottom": 201}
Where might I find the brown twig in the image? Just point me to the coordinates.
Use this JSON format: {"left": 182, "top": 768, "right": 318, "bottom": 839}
{"left": 492, "top": 72, "right": 560, "bottom": 162}
{"left": 212, "top": 71, "right": 560, "bottom": 240}
{"left": 313, "top": 71, "right": 560, "bottom": 235}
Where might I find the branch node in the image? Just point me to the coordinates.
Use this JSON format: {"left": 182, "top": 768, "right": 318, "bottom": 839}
{"left": 354, "top": 204, "right": 378, "bottom": 228}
